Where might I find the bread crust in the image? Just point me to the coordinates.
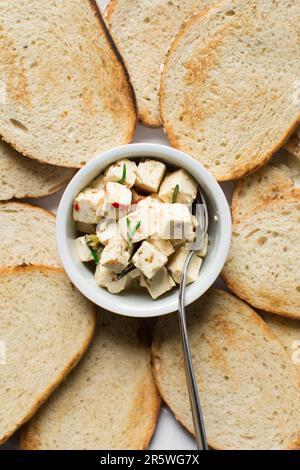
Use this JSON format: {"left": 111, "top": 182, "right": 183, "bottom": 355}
{"left": 0, "top": 200, "right": 56, "bottom": 220}
{"left": 159, "top": 2, "right": 300, "bottom": 181}
{"left": 0, "top": 0, "right": 137, "bottom": 169}
{"left": 0, "top": 265, "right": 96, "bottom": 445}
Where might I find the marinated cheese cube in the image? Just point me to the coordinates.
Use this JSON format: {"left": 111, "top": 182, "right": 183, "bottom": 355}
{"left": 90, "top": 175, "right": 105, "bottom": 190}
{"left": 95, "top": 264, "right": 128, "bottom": 294}
{"left": 96, "top": 218, "right": 119, "bottom": 246}
{"left": 148, "top": 238, "right": 175, "bottom": 257}
{"left": 73, "top": 188, "right": 105, "bottom": 224}
{"left": 159, "top": 169, "right": 197, "bottom": 204}
{"left": 167, "top": 247, "right": 202, "bottom": 284}
{"left": 132, "top": 241, "right": 168, "bottom": 279}
{"left": 136, "top": 195, "right": 163, "bottom": 211}
{"left": 100, "top": 235, "right": 131, "bottom": 274}
{"left": 76, "top": 222, "right": 96, "bottom": 234}
{"left": 135, "top": 159, "right": 166, "bottom": 193}
{"left": 157, "top": 204, "right": 196, "bottom": 242}
{"left": 140, "top": 268, "right": 175, "bottom": 299}
{"left": 119, "top": 208, "right": 157, "bottom": 243}
{"left": 103, "top": 159, "right": 137, "bottom": 188}
{"left": 101, "top": 182, "right": 132, "bottom": 219}
{"left": 196, "top": 234, "right": 209, "bottom": 257}
{"left": 75, "top": 236, "right": 93, "bottom": 262}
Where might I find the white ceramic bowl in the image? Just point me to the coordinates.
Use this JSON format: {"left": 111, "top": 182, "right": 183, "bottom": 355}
{"left": 56, "top": 143, "right": 231, "bottom": 317}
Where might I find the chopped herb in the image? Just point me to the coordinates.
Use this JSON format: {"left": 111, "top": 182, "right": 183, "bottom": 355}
{"left": 118, "top": 163, "right": 127, "bottom": 185}
{"left": 85, "top": 235, "right": 101, "bottom": 264}
{"left": 172, "top": 184, "right": 180, "bottom": 204}
{"left": 90, "top": 248, "right": 100, "bottom": 265}
{"left": 127, "top": 218, "right": 141, "bottom": 243}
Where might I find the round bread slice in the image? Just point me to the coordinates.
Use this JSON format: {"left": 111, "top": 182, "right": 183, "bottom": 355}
{"left": 0, "top": 202, "right": 60, "bottom": 267}
{"left": 260, "top": 312, "right": 300, "bottom": 375}
{"left": 231, "top": 153, "right": 300, "bottom": 223}
{"left": 0, "top": 0, "right": 136, "bottom": 168}
{"left": 223, "top": 195, "right": 300, "bottom": 318}
{"left": 152, "top": 289, "right": 300, "bottom": 450}
{"left": 160, "top": 0, "right": 300, "bottom": 181}
{"left": 0, "top": 266, "right": 96, "bottom": 444}
{"left": 105, "top": 0, "right": 215, "bottom": 127}
{"left": 285, "top": 128, "right": 300, "bottom": 159}
{"left": 0, "top": 140, "right": 75, "bottom": 200}
{"left": 21, "top": 310, "right": 160, "bottom": 450}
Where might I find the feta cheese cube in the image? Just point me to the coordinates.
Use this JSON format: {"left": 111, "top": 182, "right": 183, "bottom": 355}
{"left": 167, "top": 247, "right": 202, "bottom": 284}
{"left": 119, "top": 209, "right": 157, "bottom": 243}
{"left": 157, "top": 204, "right": 196, "bottom": 242}
{"left": 76, "top": 222, "right": 96, "bottom": 234}
{"left": 136, "top": 195, "right": 163, "bottom": 211}
{"left": 100, "top": 235, "right": 131, "bottom": 273}
{"left": 196, "top": 234, "right": 209, "bottom": 257}
{"left": 96, "top": 219, "right": 119, "bottom": 246}
{"left": 90, "top": 175, "right": 105, "bottom": 190}
{"left": 95, "top": 264, "right": 127, "bottom": 294}
{"left": 132, "top": 241, "right": 168, "bottom": 279}
{"left": 75, "top": 236, "right": 93, "bottom": 262}
{"left": 73, "top": 188, "right": 105, "bottom": 224}
{"left": 159, "top": 169, "right": 197, "bottom": 204}
{"left": 148, "top": 238, "right": 175, "bottom": 257}
{"left": 128, "top": 268, "right": 141, "bottom": 279}
{"left": 101, "top": 182, "right": 132, "bottom": 219}
{"left": 171, "top": 239, "right": 185, "bottom": 250}
{"left": 135, "top": 159, "right": 166, "bottom": 193}
{"left": 140, "top": 268, "right": 176, "bottom": 299}
{"left": 103, "top": 159, "right": 137, "bottom": 188}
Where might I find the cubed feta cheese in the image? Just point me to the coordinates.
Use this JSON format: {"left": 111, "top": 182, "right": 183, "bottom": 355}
{"left": 171, "top": 239, "right": 185, "bottom": 250}
{"left": 100, "top": 235, "right": 131, "bottom": 273}
{"left": 136, "top": 195, "right": 163, "bottom": 211}
{"left": 95, "top": 264, "right": 128, "bottom": 294}
{"left": 119, "top": 209, "right": 157, "bottom": 243}
{"left": 148, "top": 238, "right": 175, "bottom": 257}
{"left": 167, "top": 247, "right": 202, "bottom": 284}
{"left": 73, "top": 188, "right": 105, "bottom": 224}
{"left": 128, "top": 268, "right": 141, "bottom": 279}
{"left": 157, "top": 204, "right": 196, "bottom": 242}
{"left": 140, "top": 268, "right": 175, "bottom": 299}
{"left": 135, "top": 159, "right": 166, "bottom": 193}
{"left": 159, "top": 169, "right": 197, "bottom": 204}
{"left": 75, "top": 236, "right": 93, "bottom": 262}
{"left": 132, "top": 241, "right": 168, "bottom": 279}
{"left": 101, "top": 182, "right": 132, "bottom": 219}
{"left": 103, "top": 159, "right": 137, "bottom": 188}
{"left": 90, "top": 175, "right": 105, "bottom": 190}
{"left": 76, "top": 222, "right": 96, "bottom": 234}
{"left": 96, "top": 219, "right": 119, "bottom": 246}
{"left": 196, "top": 234, "right": 209, "bottom": 257}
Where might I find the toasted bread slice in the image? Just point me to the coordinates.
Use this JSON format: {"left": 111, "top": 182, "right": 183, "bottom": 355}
{"left": 21, "top": 310, "right": 160, "bottom": 450}
{"left": 232, "top": 153, "right": 300, "bottom": 223}
{"left": 160, "top": 0, "right": 300, "bottom": 181}
{"left": 0, "top": 202, "right": 60, "bottom": 267}
{"left": 0, "top": 0, "right": 136, "bottom": 168}
{"left": 0, "top": 266, "right": 96, "bottom": 444}
{"left": 105, "top": 0, "right": 215, "bottom": 127}
{"left": 0, "top": 140, "right": 74, "bottom": 200}
{"left": 152, "top": 289, "right": 300, "bottom": 450}
{"left": 223, "top": 195, "right": 300, "bottom": 318}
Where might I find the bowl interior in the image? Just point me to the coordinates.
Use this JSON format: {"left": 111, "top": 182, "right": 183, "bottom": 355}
{"left": 57, "top": 144, "right": 231, "bottom": 317}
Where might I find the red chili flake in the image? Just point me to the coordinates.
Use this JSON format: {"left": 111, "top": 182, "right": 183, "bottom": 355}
{"left": 112, "top": 202, "right": 120, "bottom": 209}
{"left": 74, "top": 202, "right": 80, "bottom": 211}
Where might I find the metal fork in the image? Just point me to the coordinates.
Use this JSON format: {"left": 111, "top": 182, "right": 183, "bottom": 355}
{"left": 178, "top": 189, "right": 209, "bottom": 450}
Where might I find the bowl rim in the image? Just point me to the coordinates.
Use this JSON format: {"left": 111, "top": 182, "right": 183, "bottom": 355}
{"left": 56, "top": 143, "right": 232, "bottom": 317}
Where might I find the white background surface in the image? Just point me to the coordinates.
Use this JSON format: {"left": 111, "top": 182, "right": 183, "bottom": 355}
{"left": 1, "top": 0, "right": 235, "bottom": 451}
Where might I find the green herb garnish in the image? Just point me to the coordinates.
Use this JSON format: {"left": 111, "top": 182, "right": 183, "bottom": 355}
{"left": 118, "top": 163, "right": 127, "bottom": 185}
{"left": 85, "top": 235, "right": 101, "bottom": 264}
{"left": 127, "top": 218, "right": 141, "bottom": 243}
{"left": 172, "top": 184, "right": 180, "bottom": 204}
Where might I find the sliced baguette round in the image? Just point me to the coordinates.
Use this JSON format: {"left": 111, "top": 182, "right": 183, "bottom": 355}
{"left": 0, "top": 266, "right": 96, "bottom": 445}
{"left": 0, "top": 140, "right": 75, "bottom": 200}
{"left": 260, "top": 312, "right": 300, "bottom": 374}
{"left": 0, "top": 0, "right": 136, "bottom": 168}
{"left": 231, "top": 153, "right": 300, "bottom": 223}
{"left": 105, "top": 0, "right": 215, "bottom": 127}
{"left": 223, "top": 195, "right": 300, "bottom": 318}
{"left": 21, "top": 310, "right": 160, "bottom": 450}
{"left": 152, "top": 289, "right": 300, "bottom": 450}
{"left": 0, "top": 202, "right": 60, "bottom": 267}
{"left": 160, "top": 0, "right": 300, "bottom": 181}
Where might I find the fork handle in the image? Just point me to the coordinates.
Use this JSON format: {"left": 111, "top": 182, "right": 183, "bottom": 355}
{"left": 178, "top": 251, "right": 208, "bottom": 451}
